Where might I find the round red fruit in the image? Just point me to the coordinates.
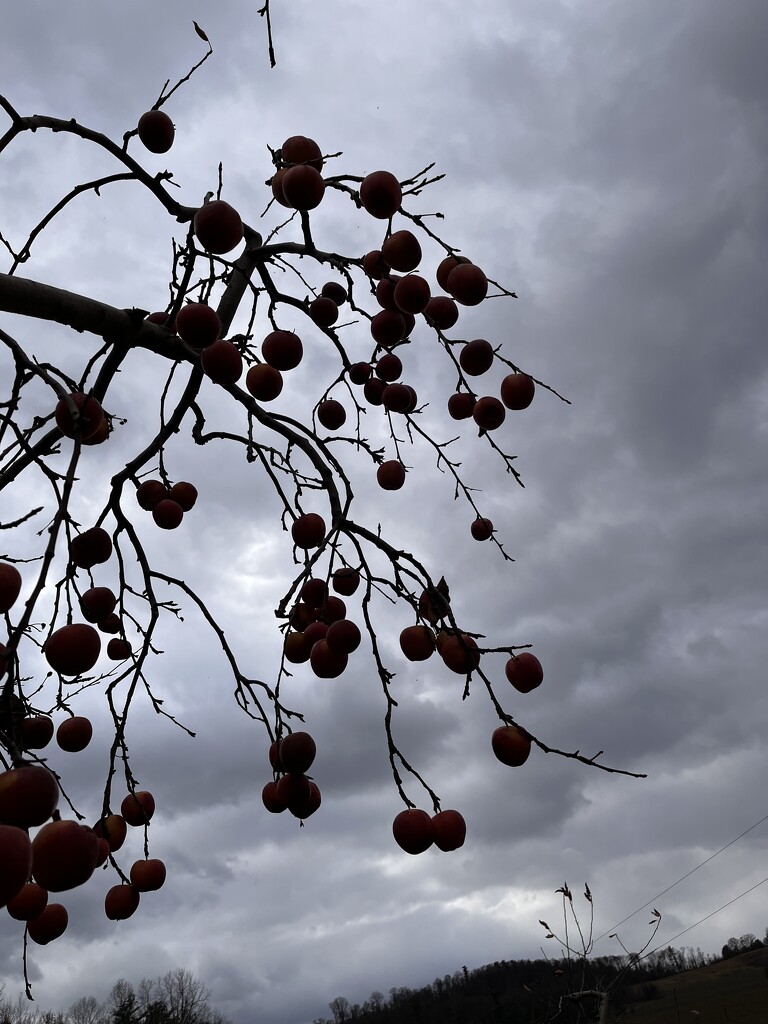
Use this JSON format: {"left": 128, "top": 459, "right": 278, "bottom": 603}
{"left": 193, "top": 199, "right": 243, "bottom": 255}
{"left": 0, "top": 563, "right": 22, "bottom": 613}
{"left": 392, "top": 809, "right": 434, "bottom": 855}
{"left": 56, "top": 716, "right": 93, "bottom": 752}
{"left": 317, "top": 400, "right": 346, "bottom": 430}
{"left": 137, "top": 110, "right": 174, "bottom": 154}
{"left": 152, "top": 499, "right": 184, "bottom": 530}
{"left": 176, "top": 303, "right": 221, "bottom": 349}
{"left": 26, "top": 903, "right": 68, "bottom": 944}
{"left": 472, "top": 396, "right": 506, "bottom": 431}
{"left": 201, "top": 339, "right": 243, "bottom": 386}
{"left": 359, "top": 170, "right": 402, "bottom": 219}
{"left": 432, "top": 809, "right": 467, "bottom": 852}
{"left": 505, "top": 652, "right": 543, "bottom": 693}
{"left": 471, "top": 518, "right": 493, "bottom": 541}
{"left": 291, "top": 513, "right": 326, "bottom": 549}
{"left": 381, "top": 230, "right": 422, "bottom": 273}
{"left": 500, "top": 373, "right": 536, "bottom": 410}
{"left": 246, "top": 364, "right": 283, "bottom": 401}
{"left": 44, "top": 624, "right": 101, "bottom": 676}
{"left": 377, "top": 460, "right": 406, "bottom": 491}
{"left": 121, "top": 790, "right": 155, "bottom": 826}
{"left": 491, "top": 724, "right": 532, "bottom": 767}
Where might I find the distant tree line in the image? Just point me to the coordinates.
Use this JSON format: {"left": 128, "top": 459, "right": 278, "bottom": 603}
{"left": 0, "top": 969, "right": 229, "bottom": 1024}
{"left": 314, "top": 944, "right": 728, "bottom": 1024}
{"left": 720, "top": 929, "right": 767, "bottom": 960}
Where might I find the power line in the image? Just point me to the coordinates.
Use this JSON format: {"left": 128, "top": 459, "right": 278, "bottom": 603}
{"left": 595, "top": 811, "right": 768, "bottom": 943}
{"left": 647, "top": 874, "right": 768, "bottom": 954}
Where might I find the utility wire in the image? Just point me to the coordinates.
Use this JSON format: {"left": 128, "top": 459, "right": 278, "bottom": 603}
{"left": 595, "top": 811, "right": 768, "bottom": 943}
{"left": 647, "top": 874, "right": 768, "bottom": 954}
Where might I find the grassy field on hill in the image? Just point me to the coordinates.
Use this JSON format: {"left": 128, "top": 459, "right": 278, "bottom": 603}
{"left": 622, "top": 948, "right": 768, "bottom": 1023}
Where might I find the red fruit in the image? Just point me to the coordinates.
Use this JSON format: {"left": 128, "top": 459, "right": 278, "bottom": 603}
{"left": 321, "top": 281, "right": 347, "bottom": 305}
{"left": 370, "top": 310, "right": 406, "bottom": 346}
{"left": 289, "top": 781, "right": 321, "bottom": 820}
{"left": 152, "top": 499, "right": 184, "bottom": 530}
{"left": 440, "top": 634, "right": 480, "bottom": 674}
{"left": 317, "top": 400, "right": 346, "bottom": 430}
{"left": 362, "top": 250, "right": 390, "bottom": 280}
{"left": 32, "top": 819, "right": 99, "bottom": 891}
{"left": 80, "top": 415, "right": 110, "bottom": 446}
{"left": 392, "top": 809, "right": 434, "bottom": 855}
{"left": 381, "top": 230, "right": 422, "bottom": 273}
{"left": 0, "top": 763, "right": 59, "bottom": 827}
{"left": 364, "top": 377, "right": 386, "bottom": 406}
{"left": 275, "top": 772, "right": 312, "bottom": 810}
{"left": 376, "top": 276, "right": 400, "bottom": 312}
{"left": 136, "top": 479, "right": 168, "bottom": 510}
{"left": 289, "top": 602, "right": 318, "bottom": 631}
{"left": 6, "top": 881, "right": 47, "bottom": 920}
{"left": 21, "top": 716, "right": 54, "bottom": 750}
{"left": 95, "top": 837, "right": 110, "bottom": 867}
{"left": 460, "top": 339, "right": 495, "bottom": 376}
{"left": 262, "top": 780, "right": 288, "bottom": 814}
{"left": 130, "top": 858, "right": 166, "bottom": 892}
{"left": 309, "top": 639, "right": 348, "bottom": 678}
{"left": 121, "top": 791, "right": 155, "bottom": 826}
{"left": 168, "top": 481, "right": 197, "bottom": 512}
{"left": 394, "top": 274, "right": 431, "bottom": 314}
{"left": 303, "top": 621, "right": 328, "bottom": 649}
{"left": 291, "top": 513, "right": 326, "bottom": 549}
{"left": 505, "top": 652, "right": 543, "bottom": 693}
{"left": 332, "top": 568, "right": 360, "bottom": 596}
{"left": 300, "top": 578, "right": 328, "bottom": 606}
{"left": 246, "top": 364, "right": 283, "bottom": 401}
{"left": 56, "top": 716, "right": 93, "bottom": 752}
{"left": 26, "top": 903, "right": 68, "bottom": 944}
{"left": 281, "top": 165, "right": 325, "bottom": 211}
{"left": 93, "top": 814, "right": 127, "bottom": 852}
{"left": 0, "top": 825, "right": 32, "bottom": 907}
{"left": 436, "top": 254, "right": 471, "bottom": 292}
{"left": 423, "top": 296, "right": 459, "bottom": 330}
{"left": 500, "top": 373, "right": 535, "bottom": 410}
{"left": 70, "top": 528, "right": 112, "bottom": 569}
{"left": 0, "top": 563, "right": 22, "bottom": 613}
{"left": 271, "top": 168, "right": 292, "bottom": 208}
{"left": 382, "top": 383, "right": 412, "bottom": 414}
{"left": 401, "top": 312, "right": 416, "bottom": 338}
{"left": 377, "top": 460, "right": 406, "bottom": 490}
{"left": 349, "top": 362, "right": 372, "bottom": 385}
{"left": 399, "top": 625, "right": 436, "bottom": 662}
{"left": 105, "top": 884, "right": 140, "bottom": 921}
{"left": 262, "top": 330, "right": 303, "bottom": 371}
{"left": 472, "top": 396, "right": 506, "bottom": 431}
{"left": 176, "top": 303, "right": 221, "bottom": 348}
{"left": 137, "top": 110, "right": 174, "bottom": 153}
{"left": 448, "top": 393, "right": 476, "bottom": 420}
{"left": 375, "top": 353, "right": 403, "bottom": 381}
{"left": 201, "top": 339, "right": 243, "bottom": 386}
{"left": 44, "top": 624, "right": 101, "bottom": 676}
{"left": 107, "top": 638, "right": 132, "bottom": 661}
{"left": 325, "top": 619, "right": 361, "bottom": 654}
{"left": 281, "top": 135, "right": 323, "bottom": 171}
{"left": 359, "top": 170, "right": 402, "bottom": 219}
{"left": 491, "top": 724, "right": 532, "bottom": 767}
{"left": 471, "top": 518, "right": 493, "bottom": 541}
{"left": 146, "top": 311, "right": 176, "bottom": 332}
{"left": 98, "top": 614, "right": 121, "bottom": 634}
{"left": 418, "top": 586, "right": 450, "bottom": 624}
{"left": 193, "top": 199, "right": 243, "bottom": 255}
{"left": 432, "top": 809, "right": 466, "bottom": 852}
{"left": 447, "top": 263, "right": 488, "bottom": 305}
{"left": 80, "top": 587, "right": 117, "bottom": 623}
{"left": 276, "top": 732, "right": 316, "bottom": 774}
{"left": 317, "top": 595, "right": 346, "bottom": 624}
{"left": 283, "top": 632, "right": 311, "bottom": 665}
{"left": 55, "top": 393, "right": 105, "bottom": 441}
{"left": 309, "top": 296, "right": 339, "bottom": 327}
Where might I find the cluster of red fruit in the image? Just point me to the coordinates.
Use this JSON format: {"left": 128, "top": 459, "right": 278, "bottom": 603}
{"left": 135, "top": 478, "right": 198, "bottom": 531}
{"left": 0, "top": 758, "right": 162, "bottom": 944}
{"left": 261, "top": 732, "right": 321, "bottom": 819}
{"left": 282, "top": 558, "right": 362, "bottom": 680}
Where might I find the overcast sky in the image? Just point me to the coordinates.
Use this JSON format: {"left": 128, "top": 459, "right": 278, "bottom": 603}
{"left": 1, "top": 2, "right": 767, "bottom": 1023}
